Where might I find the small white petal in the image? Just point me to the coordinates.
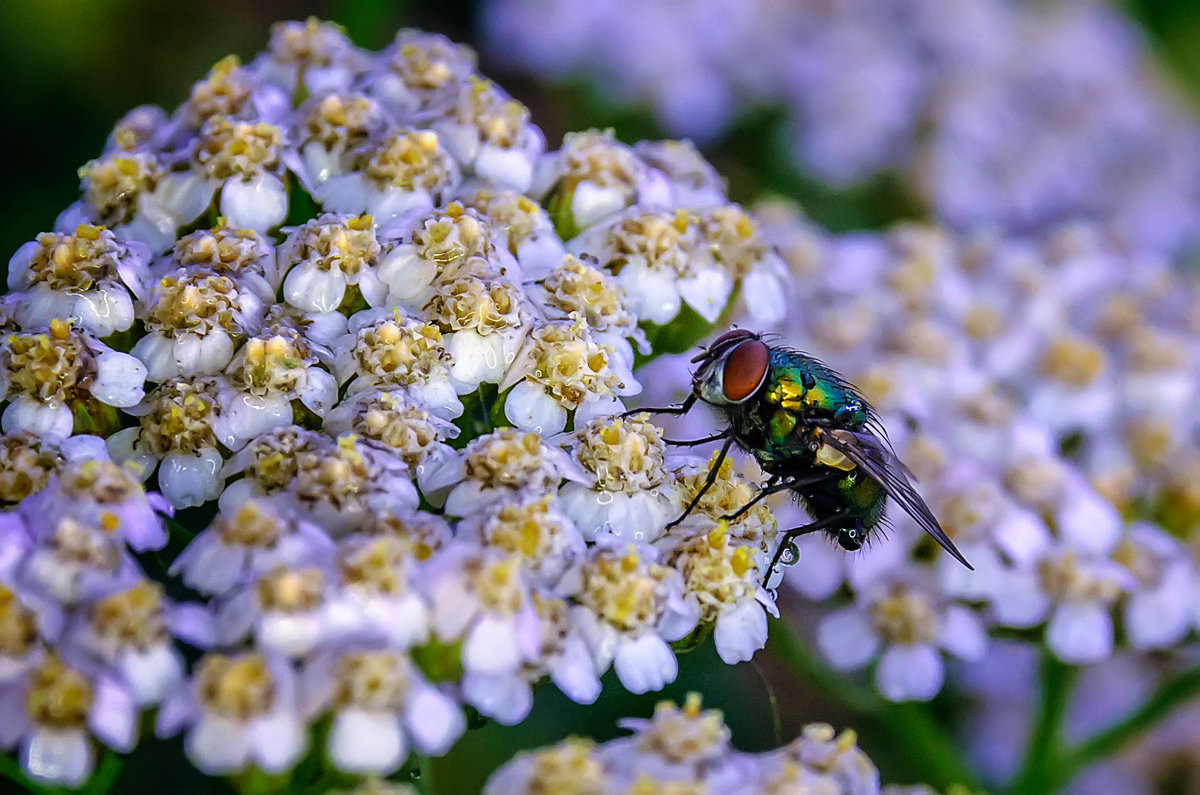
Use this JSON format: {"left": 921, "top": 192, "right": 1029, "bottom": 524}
{"left": 90, "top": 351, "right": 148, "bottom": 407}
{"left": 463, "top": 615, "right": 521, "bottom": 675}
{"left": 284, "top": 261, "right": 347, "bottom": 313}
{"left": 677, "top": 266, "right": 733, "bottom": 323}
{"left": 613, "top": 633, "right": 677, "bottom": 695}
{"left": 713, "top": 600, "right": 768, "bottom": 664}
{"left": 816, "top": 607, "right": 879, "bottom": 671}
{"left": 1047, "top": 603, "right": 1113, "bottom": 664}
{"left": 247, "top": 710, "right": 306, "bottom": 773}
{"left": 23, "top": 728, "right": 93, "bottom": 787}
{"left": 298, "top": 368, "right": 338, "bottom": 417}
{"left": 327, "top": 708, "right": 405, "bottom": 775}
{"left": 87, "top": 676, "right": 138, "bottom": 752}
{"left": 2, "top": 397, "right": 74, "bottom": 443}
{"left": 876, "top": 644, "right": 945, "bottom": 702}
{"left": 462, "top": 672, "right": 533, "bottom": 726}
{"left": 572, "top": 180, "right": 625, "bottom": 230}
{"left": 187, "top": 718, "right": 249, "bottom": 774}
{"left": 938, "top": 605, "right": 988, "bottom": 661}
{"left": 404, "top": 685, "right": 465, "bottom": 756}
{"left": 159, "top": 449, "right": 225, "bottom": 509}
{"left": 504, "top": 381, "right": 567, "bottom": 435}
{"left": 220, "top": 174, "right": 288, "bottom": 233}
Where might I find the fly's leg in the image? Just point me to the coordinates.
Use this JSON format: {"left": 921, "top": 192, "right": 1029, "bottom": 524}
{"left": 666, "top": 435, "right": 735, "bottom": 529}
{"left": 662, "top": 430, "right": 730, "bottom": 446}
{"left": 723, "top": 471, "right": 839, "bottom": 522}
{"left": 622, "top": 394, "right": 696, "bottom": 419}
{"left": 763, "top": 515, "right": 852, "bottom": 586}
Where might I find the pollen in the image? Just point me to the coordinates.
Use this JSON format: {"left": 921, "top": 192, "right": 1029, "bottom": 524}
{"left": 174, "top": 221, "right": 272, "bottom": 280}
{"left": 669, "top": 523, "right": 759, "bottom": 619}
{"left": 138, "top": 378, "right": 221, "bottom": 456}
{"left": 195, "top": 653, "right": 277, "bottom": 719}
{"left": 47, "top": 517, "right": 121, "bottom": 572}
{"left": 0, "top": 432, "right": 64, "bottom": 504}
{"left": 481, "top": 497, "right": 563, "bottom": 559}
{"left": 573, "top": 414, "right": 667, "bottom": 492}
{"left": 339, "top": 537, "right": 409, "bottom": 595}
{"left": 231, "top": 331, "right": 310, "bottom": 396}
{"left": 90, "top": 581, "right": 168, "bottom": 650}
{"left": 869, "top": 585, "right": 938, "bottom": 646}
{"left": 388, "top": 32, "right": 476, "bottom": 95}
{"left": 3, "top": 322, "right": 92, "bottom": 403}
{"left": 1038, "top": 334, "right": 1106, "bottom": 387}
{"left": 525, "top": 738, "right": 607, "bottom": 795}
{"left": 352, "top": 395, "right": 444, "bottom": 467}
{"left": 364, "top": 128, "right": 454, "bottom": 191}
{"left": 0, "top": 585, "right": 38, "bottom": 658}
{"left": 352, "top": 315, "right": 447, "bottom": 386}
{"left": 359, "top": 510, "right": 451, "bottom": 560}
{"left": 470, "top": 555, "right": 524, "bottom": 612}
{"left": 426, "top": 276, "right": 524, "bottom": 333}
{"left": 463, "top": 428, "right": 555, "bottom": 493}
{"left": 558, "top": 129, "right": 640, "bottom": 193}
{"left": 301, "top": 92, "right": 382, "bottom": 152}
{"left": 143, "top": 270, "right": 246, "bottom": 336}
{"left": 185, "top": 56, "right": 255, "bottom": 129}
{"left": 333, "top": 651, "right": 412, "bottom": 710}
{"left": 410, "top": 205, "right": 490, "bottom": 266}
{"left": 541, "top": 255, "right": 636, "bottom": 333}
{"left": 62, "top": 459, "right": 141, "bottom": 505}
{"left": 267, "top": 17, "right": 347, "bottom": 67}
{"left": 214, "top": 500, "right": 284, "bottom": 548}
{"left": 634, "top": 695, "right": 730, "bottom": 764}
{"left": 79, "top": 153, "right": 161, "bottom": 225}
{"left": 606, "top": 211, "right": 702, "bottom": 279}
{"left": 454, "top": 77, "right": 530, "bottom": 148}
{"left": 579, "top": 548, "right": 667, "bottom": 632}
{"left": 26, "top": 656, "right": 93, "bottom": 729}
{"left": 700, "top": 205, "right": 769, "bottom": 279}
{"left": 523, "top": 319, "right": 622, "bottom": 409}
{"left": 195, "top": 118, "right": 283, "bottom": 179}
{"left": 284, "top": 214, "right": 380, "bottom": 276}
{"left": 256, "top": 566, "right": 326, "bottom": 612}
{"left": 463, "top": 189, "right": 544, "bottom": 254}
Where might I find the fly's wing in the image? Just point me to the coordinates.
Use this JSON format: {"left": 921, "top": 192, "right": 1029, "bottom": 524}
{"left": 825, "top": 428, "right": 974, "bottom": 570}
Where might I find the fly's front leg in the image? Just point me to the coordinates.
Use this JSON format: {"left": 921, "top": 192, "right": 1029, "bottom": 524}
{"left": 667, "top": 435, "right": 735, "bottom": 529}
{"left": 622, "top": 394, "right": 696, "bottom": 419}
{"left": 662, "top": 430, "right": 730, "bottom": 447}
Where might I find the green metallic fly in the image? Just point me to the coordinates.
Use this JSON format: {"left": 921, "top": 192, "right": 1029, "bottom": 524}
{"left": 636, "top": 328, "right": 973, "bottom": 582}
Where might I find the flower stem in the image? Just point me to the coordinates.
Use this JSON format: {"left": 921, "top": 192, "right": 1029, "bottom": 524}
{"left": 1051, "top": 663, "right": 1200, "bottom": 790}
{"left": 1006, "top": 649, "right": 1077, "bottom": 795}
{"left": 766, "top": 619, "right": 981, "bottom": 791}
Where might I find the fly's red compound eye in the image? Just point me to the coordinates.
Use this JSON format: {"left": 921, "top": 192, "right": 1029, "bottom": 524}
{"left": 722, "top": 339, "right": 769, "bottom": 402}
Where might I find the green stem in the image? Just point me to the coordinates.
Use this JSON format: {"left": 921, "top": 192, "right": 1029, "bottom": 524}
{"left": 767, "top": 620, "right": 981, "bottom": 791}
{"left": 1007, "top": 650, "right": 1077, "bottom": 795}
{"left": 0, "top": 754, "right": 52, "bottom": 795}
{"left": 1052, "top": 664, "right": 1200, "bottom": 790}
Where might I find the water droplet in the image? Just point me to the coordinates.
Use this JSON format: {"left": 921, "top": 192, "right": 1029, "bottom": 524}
{"left": 484, "top": 348, "right": 498, "bottom": 369}
{"left": 505, "top": 352, "right": 516, "bottom": 363}
{"left": 596, "top": 490, "right": 614, "bottom": 505}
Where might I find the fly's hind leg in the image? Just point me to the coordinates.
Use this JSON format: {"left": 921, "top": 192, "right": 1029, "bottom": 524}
{"left": 724, "top": 471, "right": 839, "bottom": 523}
{"left": 662, "top": 430, "right": 730, "bottom": 446}
{"left": 763, "top": 515, "right": 851, "bottom": 586}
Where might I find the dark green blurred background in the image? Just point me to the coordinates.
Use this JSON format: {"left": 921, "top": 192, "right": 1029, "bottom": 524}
{"left": 3, "top": 0, "right": 1200, "bottom": 791}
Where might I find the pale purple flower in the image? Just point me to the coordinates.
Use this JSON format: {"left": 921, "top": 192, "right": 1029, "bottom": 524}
{"left": 156, "top": 651, "right": 307, "bottom": 776}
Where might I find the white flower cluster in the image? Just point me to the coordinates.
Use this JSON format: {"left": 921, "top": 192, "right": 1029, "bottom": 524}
{"left": 0, "top": 19, "right": 794, "bottom": 788}
{"left": 486, "top": 693, "right": 891, "bottom": 794}
{"left": 483, "top": 0, "right": 1200, "bottom": 257}
{"left": 645, "top": 201, "right": 1200, "bottom": 707}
